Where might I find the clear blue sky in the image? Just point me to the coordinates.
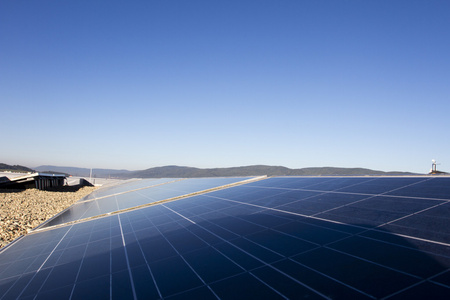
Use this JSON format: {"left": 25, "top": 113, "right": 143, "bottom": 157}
{"left": 1, "top": 1, "right": 449, "bottom": 173}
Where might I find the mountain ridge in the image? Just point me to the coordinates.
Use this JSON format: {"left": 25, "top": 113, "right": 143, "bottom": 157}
{"left": 34, "top": 164, "right": 418, "bottom": 178}
{"left": 0, "top": 163, "right": 35, "bottom": 173}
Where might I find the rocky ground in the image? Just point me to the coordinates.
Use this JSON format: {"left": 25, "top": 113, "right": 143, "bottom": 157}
{"left": 0, "top": 186, "right": 98, "bottom": 248}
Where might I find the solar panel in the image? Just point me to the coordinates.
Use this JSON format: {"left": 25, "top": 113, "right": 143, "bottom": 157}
{"left": 0, "top": 176, "right": 449, "bottom": 299}
{"left": 41, "top": 177, "right": 255, "bottom": 228}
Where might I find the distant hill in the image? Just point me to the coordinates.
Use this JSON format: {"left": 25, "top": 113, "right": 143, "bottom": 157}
{"left": 34, "top": 165, "right": 131, "bottom": 178}
{"left": 120, "top": 165, "right": 418, "bottom": 178}
{"left": 0, "top": 163, "right": 35, "bottom": 173}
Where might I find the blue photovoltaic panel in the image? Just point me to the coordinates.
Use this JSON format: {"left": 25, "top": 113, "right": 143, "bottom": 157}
{"left": 332, "top": 177, "right": 426, "bottom": 195}
{"left": 41, "top": 177, "right": 254, "bottom": 228}
{"left": 0, "top": 176, "right": 449, "bottom": 299}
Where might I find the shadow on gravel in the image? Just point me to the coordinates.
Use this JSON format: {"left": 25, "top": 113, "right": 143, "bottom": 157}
{"left": 0, "top": 189, "right": 25, "bottom": 193}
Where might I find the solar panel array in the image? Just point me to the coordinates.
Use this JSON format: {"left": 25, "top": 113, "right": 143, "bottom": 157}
{"left": 0, "top": 176, "right": 449, "bottom": 299}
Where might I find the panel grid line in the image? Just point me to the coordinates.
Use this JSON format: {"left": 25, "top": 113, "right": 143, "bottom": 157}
{"left": 428, "top": 269, "right": 450, "bottom": 289}
{"left": 117, "top": 214, "right": 138, "bottom": 300}
{"left": 380, "top": 280, "right": 426, "bottom": 300}
{"left": 248, "top": 270, "right": 290, "bottom": 300}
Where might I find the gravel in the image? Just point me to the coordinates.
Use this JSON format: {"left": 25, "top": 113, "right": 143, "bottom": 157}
{"left": 0, "top": 186, "right": 98, "bottom": 248}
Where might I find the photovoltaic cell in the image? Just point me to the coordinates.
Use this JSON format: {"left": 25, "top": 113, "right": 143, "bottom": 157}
{"left": 327, "top": 235, "right": 450, "bottom": 278}
{"left": 0, "top": 176, "right": 449, "bottom": 299}
{"left": 386, "top": 177, "right": 450, "bottom": 200}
